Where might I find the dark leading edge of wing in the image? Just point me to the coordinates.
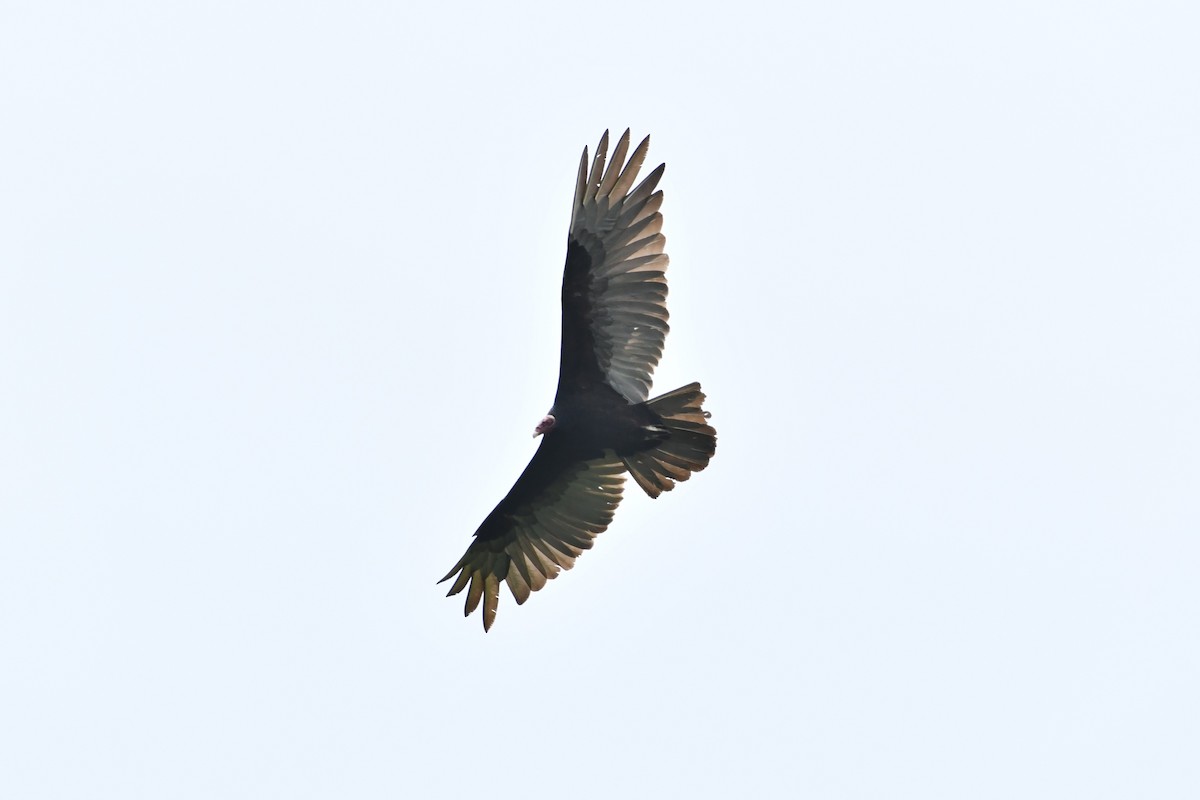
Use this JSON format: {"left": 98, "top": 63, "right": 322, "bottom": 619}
{"left": 558, "top": 130, "right": 670, "bottom": 403}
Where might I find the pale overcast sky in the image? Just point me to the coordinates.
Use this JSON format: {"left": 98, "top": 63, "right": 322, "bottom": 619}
{"left": 2, "top": 2, "right": 1198, "bottom": 798}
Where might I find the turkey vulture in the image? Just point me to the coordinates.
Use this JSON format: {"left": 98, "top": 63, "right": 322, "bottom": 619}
{"left": 440, "top": 130, "right": 716, "bottom": 631}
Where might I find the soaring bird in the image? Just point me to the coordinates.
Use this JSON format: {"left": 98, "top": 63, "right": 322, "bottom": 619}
{"left": 441, "top": 130, "right": 716, "bottom": 630}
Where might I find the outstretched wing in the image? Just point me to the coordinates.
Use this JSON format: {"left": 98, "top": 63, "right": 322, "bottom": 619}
{"left": 557, "top": 129, "right": 670, "bottom": 403}
{"left": 440, "top": 438, "right": 626, "bottom": 631}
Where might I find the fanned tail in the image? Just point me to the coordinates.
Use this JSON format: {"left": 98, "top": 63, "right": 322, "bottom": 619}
{"left": 622, "top": 382, "right": 717, "bottom": 498}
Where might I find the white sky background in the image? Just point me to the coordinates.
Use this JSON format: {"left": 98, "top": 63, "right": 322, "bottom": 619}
{"left": 2, "top": 1, "right": 1197, "bottom": 797}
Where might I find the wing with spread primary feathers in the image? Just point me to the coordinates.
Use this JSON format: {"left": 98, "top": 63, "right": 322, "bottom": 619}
{"left": 440, "top": 439, "right": 627, "bottom": 631}
{"left": 557, "top": 129, "right": 671, "bottom": 403}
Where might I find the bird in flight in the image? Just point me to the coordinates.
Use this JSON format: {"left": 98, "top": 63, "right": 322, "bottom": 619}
{"left": 441, "top": 130, "right": 717, "bottom": 630}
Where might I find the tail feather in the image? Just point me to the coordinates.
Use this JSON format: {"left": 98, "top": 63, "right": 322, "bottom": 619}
{"left": 623, "top": 382, "right": 716, "bottom": 498}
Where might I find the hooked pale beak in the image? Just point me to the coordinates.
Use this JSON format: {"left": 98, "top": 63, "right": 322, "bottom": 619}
{"left": 533, "top": 414, "right": 556, "bottom": 437}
